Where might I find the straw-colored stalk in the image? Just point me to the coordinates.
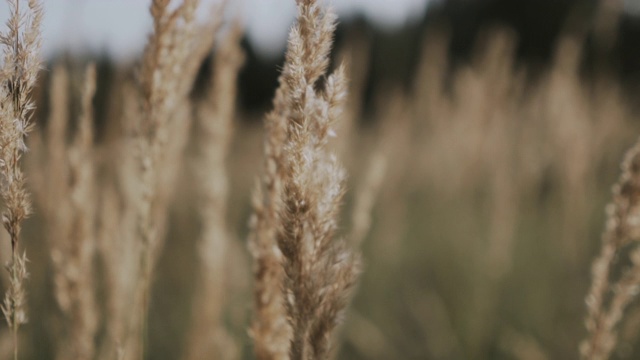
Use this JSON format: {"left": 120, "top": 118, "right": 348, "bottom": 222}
{"left": 334, "top": 31, "right": 369, "bottom": 164}
{"left": 134, "top": 0, "right": 202, "bottom": 356}
{"left": 60, "top": 64, "right": 99, "bottom": 360}
{"left": 98, "top": 78, "right": 145, "bottom": 360}
{"left": 32, "top": 63, "right": 99, "bottom": 360}
{"left": 248, "top": 16, "right": 295, "bottom": 360}
{"left": 251, "top": 1, "right": 361, "bottom": 359}
{"left": 0, "top": 1, "right": 42, "bottom": 359}
{"left": 184, "top": 22, "right": 244, "bottom": 360}
{"left": 580, "top": 137, "right": 640, "bottom": 360}
{"left": 349, "top": 152, "right": 386, "bottom": 247}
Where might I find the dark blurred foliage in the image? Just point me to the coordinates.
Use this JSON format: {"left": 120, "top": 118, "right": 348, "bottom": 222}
{"left": 45, "top": 0, "right": 640, "bottom": 119}
{"left": 235, "top": 0, "right": 640, "bottom": 116}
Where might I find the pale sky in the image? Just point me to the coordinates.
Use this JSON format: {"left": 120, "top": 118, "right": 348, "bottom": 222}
{"left": 0, "top": 0, "right": 432, "bottom": 60}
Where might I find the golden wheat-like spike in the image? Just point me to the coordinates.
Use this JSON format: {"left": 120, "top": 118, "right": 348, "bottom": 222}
{"left": 32, "top": 63, "right": 99, "bottom": 360}
{"left": 184, "top": 21, "right": 245, "bottom": 360}
{"left": 43, "top": 64, "right": 70, "bottom": 217}
{"left": 581, "top": 137, "right": 640, "bottom": 360}
{"left": 249, "top": 1, "right": 362, "bottom": 359}
{"left": 249, "top": 15, "right": 294, "bottom": 360}
{"left": 131, "top": 0, "right": 230, "bottom": 357}
{"left": 350, "top": 151, "right": 387, "bottom": 247}
{"left": 0, "top": 1, "right": 42, "bottom": 358}
{"left": 62, "top": 63, "right": 98, "bottom": 360}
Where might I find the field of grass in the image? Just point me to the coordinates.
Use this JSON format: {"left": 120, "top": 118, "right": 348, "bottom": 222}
{"left": 0, "top": 0, "right": 638, "bottom": 359}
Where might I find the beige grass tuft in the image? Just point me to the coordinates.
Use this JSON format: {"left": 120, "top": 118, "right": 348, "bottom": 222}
{"left": 250, "top": 1, "right": 361, "bottom": 359}
{"left": 0, "top": 0, "right": 43, "bottom": 358}
{"left": 184, "top": 21, "right": 245, "bottom": 360}
{"left": 133, "top": 0, "right": 212, "bottom": 356}
{"left": 32, "top": 63, "right": 99, "bottom": 360}
{"left": 581, "top": 137, "right": 640, "bottom": 359}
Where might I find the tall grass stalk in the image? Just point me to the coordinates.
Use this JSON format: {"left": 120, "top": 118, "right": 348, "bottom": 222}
{"left": 30, "top": 62, "right": 100, "bottom": 360}
{"left": 185, "top": 22, "right": 244, "bottom": 360}
{"left": 580, "top": 137, "right": 640, "bottom": 360}
{"left": 251, "top": 1, "right": 361, "bottom": 359}
{"left": 0, "top": 0, "right": 42, "bottom": 358}
{"left": 135, "top": 0, "right": 200, "bottom": 356}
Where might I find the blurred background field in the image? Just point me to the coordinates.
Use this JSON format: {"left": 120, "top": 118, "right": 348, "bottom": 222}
{"left": 3, "top": 0, "right": 640, "bottom": 359}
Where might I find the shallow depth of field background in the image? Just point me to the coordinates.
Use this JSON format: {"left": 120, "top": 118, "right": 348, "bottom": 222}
{"left": 5, "top": 0, "right": 640, "bottom": 359}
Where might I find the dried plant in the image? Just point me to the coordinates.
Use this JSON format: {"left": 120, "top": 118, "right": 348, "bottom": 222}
{"left": 0, "top": 0, "right": 636, "bottom": 358}
{"left": 248, "top": 16, "right": 295, "bottom": 360}
{"left": 133, "top": 0, "right": 206, "bottom": 356}
{"left": 184, "top": 22, "right": 245, "bottom": 360}
{"left": 31, "top": 63, "right": 99, "bottom": 360}
{"left": 349, "top": 151, "right": 386, "bottom": 247}
{"left": 0, "top": 0, "right": 42, "bottom": 358}
{"left": 250, "top": 1, "right": 361, "bottom": 359}
{"left": 59, "top": 64, "right": 99, "bottom": 360}
{"left": 99, "top": 77, "right": 146, "bottom": 360}
{"left": 334, "top": 31, "right": 369, "bottom": 165}
{"left": 580, "top": 137, "right": 640, "bottom": 360}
